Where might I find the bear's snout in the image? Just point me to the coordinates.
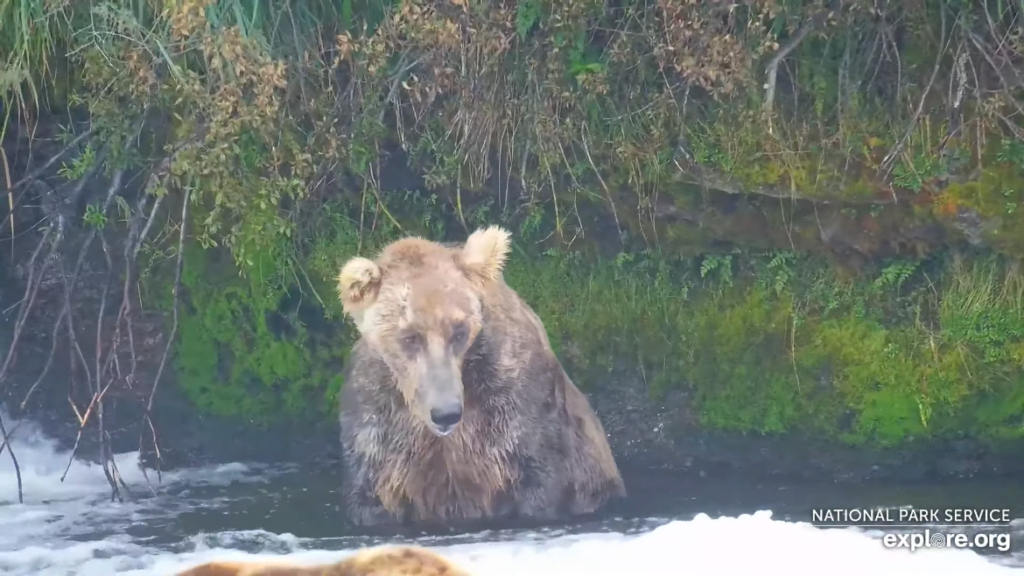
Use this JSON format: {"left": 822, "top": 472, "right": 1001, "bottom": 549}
{"left": 429, "top": 404, "right": 463, "bottom": 436}
{"left": 415, "top": 357, "right": 464, "bottom": 436}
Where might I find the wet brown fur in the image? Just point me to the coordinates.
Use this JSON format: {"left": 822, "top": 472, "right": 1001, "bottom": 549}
{"left": 174, "top": 545, "right": 471, "bottom": 576}
{"left": 335, "top": 226, "right": 626, "bottom": 526}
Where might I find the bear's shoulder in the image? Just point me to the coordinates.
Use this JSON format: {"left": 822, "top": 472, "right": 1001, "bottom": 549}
{"left": 174, "top": 545, "right": 471, "bottom": 576}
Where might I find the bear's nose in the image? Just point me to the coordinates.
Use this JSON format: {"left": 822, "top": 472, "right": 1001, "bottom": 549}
{"left": 430, "top": 406, "right": 463, "bottom": 429}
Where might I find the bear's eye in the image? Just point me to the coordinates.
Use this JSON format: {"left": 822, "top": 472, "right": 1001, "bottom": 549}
{"left": 400, "top": 333, "right": 421, "bottom": 352}
{"left": 450, "top": 323, "right": 468, "bottom": 347}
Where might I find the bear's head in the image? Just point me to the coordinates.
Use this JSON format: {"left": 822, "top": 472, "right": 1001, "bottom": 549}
{"left": 335, "top": 226, "right": 512, "bottom": 437}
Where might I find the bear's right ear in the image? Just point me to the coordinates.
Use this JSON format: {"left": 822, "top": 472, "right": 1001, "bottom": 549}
{"left": 337, "top": 256, "right": 383, "bottom": 323}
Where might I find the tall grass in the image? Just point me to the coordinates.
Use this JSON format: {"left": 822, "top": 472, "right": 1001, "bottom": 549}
{"left": 0, "top": 0, "right": 397, "bottom": 138}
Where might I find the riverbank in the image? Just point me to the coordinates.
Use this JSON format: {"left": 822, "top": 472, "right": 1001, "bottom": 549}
{"left": 3, "top": 0, "right": 1024, "bottom": 492}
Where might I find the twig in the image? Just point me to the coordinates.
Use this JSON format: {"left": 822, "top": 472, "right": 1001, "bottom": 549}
{"left": 0, "top": 140, "right": 113, "bottom": 392}
{"left": 0, "top": 226, "right": 59, "bottom": 386}
{"left": 579, "top": 123, "right": 622, "bottom": 243}
{"left": 964, "top": 29, "right": 1024, "bottom": 119}
{"left": 0, "top": 128, "right": 93, "bottom": 235}
{"left": 92, "top": 217, "right": 122, "bottom": 502}
{"left": 20, "top": 168, "right": 126, "bottom": 412}
{"left": 2, "top": 147, "right": 13, "bottom": 255}
{"left": 17, "top": 302, "right": 67, "bottom": 410}
{"left": 763, "top": 16, "right": 821, "bottom": 135}
{"left": 92, "top": 139, "right": 192, "bottom": 498}
{"left": 879, "top": 2, "right": 952, "bottom": 178}
{"left": 377, "top": 55, "right": 421, "bottom": 125}
{"left": 104, "top": 192, "right": 164, "bottom": 397}
{"left": 60, "top": 381, "right": 115, "bottom": 483}
{"left": 104, "top": 428, "right": 132, "bottom": 501}
{"left": 12, "top": 130, "right": 93, "bottom": 191}
{"left": 0, "top": 421, "right": 23, "bottom": 457}
{"left": 98, "top": 402, "right": 121, "bottom": 503}
{"left": 0, "top": 411, "right": 22, "bottom": 503}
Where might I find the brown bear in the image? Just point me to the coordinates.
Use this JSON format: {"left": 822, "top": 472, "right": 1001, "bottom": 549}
{"left": 335, "top": 226, "right": 626, "bottom": 526}
{"left": 174, "top": 544, "right": 471, "bottom": 575}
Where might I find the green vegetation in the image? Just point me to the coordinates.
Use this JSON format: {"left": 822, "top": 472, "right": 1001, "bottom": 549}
{"left": 154, "top": 191, "right": 1024, "bottom": 447}
{"left": 3, "top": 0, "right": 1024, "bottom": 453}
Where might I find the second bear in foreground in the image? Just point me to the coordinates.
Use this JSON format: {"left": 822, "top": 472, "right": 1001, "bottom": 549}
{"left": 335, "top": 226, "right": 626, "bottom": 526}
{"left": 174, "top": 545, "right": 470, "bottom": 575}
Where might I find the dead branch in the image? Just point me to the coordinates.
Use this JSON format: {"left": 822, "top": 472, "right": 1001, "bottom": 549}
{"left": 19, "top": 167, "right": 126, "bottom": 411}
{"left": 0, "top": 411, "right": 22, "bottom": 503}
{"left": 89, "top": 135, "right": 199, "bottom": 499}
{"left": 580, "top": 123, "right": 623, "bottom": 243}
{"left": 378, "top": 55, "right": 421, "bottom": 125}
{"left": 964, "top": 29, "right": 1024, "bottom": 119}
{"left": 763, "top": 3, "right": 838, "bottom": 134}
{"left": 0, "top": 128, "right": 94, "bottom": 236}
{"left": 60, "top": 379, "right": 115, "bottom": 483}
{"left": 0, "top": 227, "right": 59, "bottom": 384}
{"left": 116, "top": 193, "right": 166, "bottom": 388}
{"left": 879, "top": 2, "right": 952, "bottom": 178}
{"left": 138, "top": 186, "right": 190, "bottom": 487}
{"left": 0, "top": 141, "right": 114, "bottom": 392}
{"left": 763, "top": 21, "right": 816, "bottom": 134}
{"left": 94, "top": 212, "right": 121, "bottom": 501}
{"left": 0, "top": 420, "right": 23, "bottom": 457}
{"left": 3, "top": 118, "right": 199, "bottom": 502}
{"left": 8, "top": 129, "right": 93, "bottom": 192}
{"left": 17, "top": 292, "right": 67, "bottom": 410}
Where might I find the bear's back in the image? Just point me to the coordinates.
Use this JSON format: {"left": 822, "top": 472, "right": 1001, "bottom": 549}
{"left": 175, "top": 545, "right": 472, "bottom": 576}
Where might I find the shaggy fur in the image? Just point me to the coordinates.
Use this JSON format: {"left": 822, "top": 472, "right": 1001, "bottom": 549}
{"left": 335, "top": 226, "right": 626, "bottom": 526}
{"left": 175, "top": 545, "right": 470, "bottom": 575}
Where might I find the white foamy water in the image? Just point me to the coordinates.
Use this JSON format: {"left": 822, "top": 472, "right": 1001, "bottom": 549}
{"left": 0, "top": 410, "right": 1020, "bottom": 575}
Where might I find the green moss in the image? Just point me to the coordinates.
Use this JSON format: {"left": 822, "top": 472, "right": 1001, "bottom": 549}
{"left": 687, "top": 285, "right": 802, "bottom": 434}
{"left": 802, "top": 317, "right": 928, "bottom": 445}
{"left": 172, "top": 242, "right": 346, "bottom": 425}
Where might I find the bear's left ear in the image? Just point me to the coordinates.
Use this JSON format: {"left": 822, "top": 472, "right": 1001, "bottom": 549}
{"left": 458, "top": 225, "right": 511, "bottom": 287}
{"left": 337, "top": 256, "right": 383, "bottom": 324}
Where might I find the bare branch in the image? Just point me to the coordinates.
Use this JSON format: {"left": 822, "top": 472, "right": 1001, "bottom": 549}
{"left": 0, "top": 128, "right": 94, "bottom": 237}
{"left": 139, "top": 187, "right": 190, "bottom": 484}
{"left": 580, "top": 123, "right": 622, "bottom": 243}
{"left": 879, "top": 3, "right": 952, "bottom": 178}
{"left": 763, "top": 3, "right": 838, "bottom": 134}
{"left": 763, "top": 22, "right": 815, "bottom": 134}
{"left": 0, "top": 411, "right": 22, "bottom": 503}
{"left": 19, "top": 168, "right": 126, "bottom": 412}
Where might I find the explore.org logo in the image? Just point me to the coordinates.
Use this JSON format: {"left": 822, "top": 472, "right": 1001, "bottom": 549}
{"left": 881, "top": 529, "right": 1011, "bottom": 553}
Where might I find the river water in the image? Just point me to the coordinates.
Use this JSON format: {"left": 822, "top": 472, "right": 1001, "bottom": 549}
{"left": 0, "top": 411, "right": 1022, "bottom": 575}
